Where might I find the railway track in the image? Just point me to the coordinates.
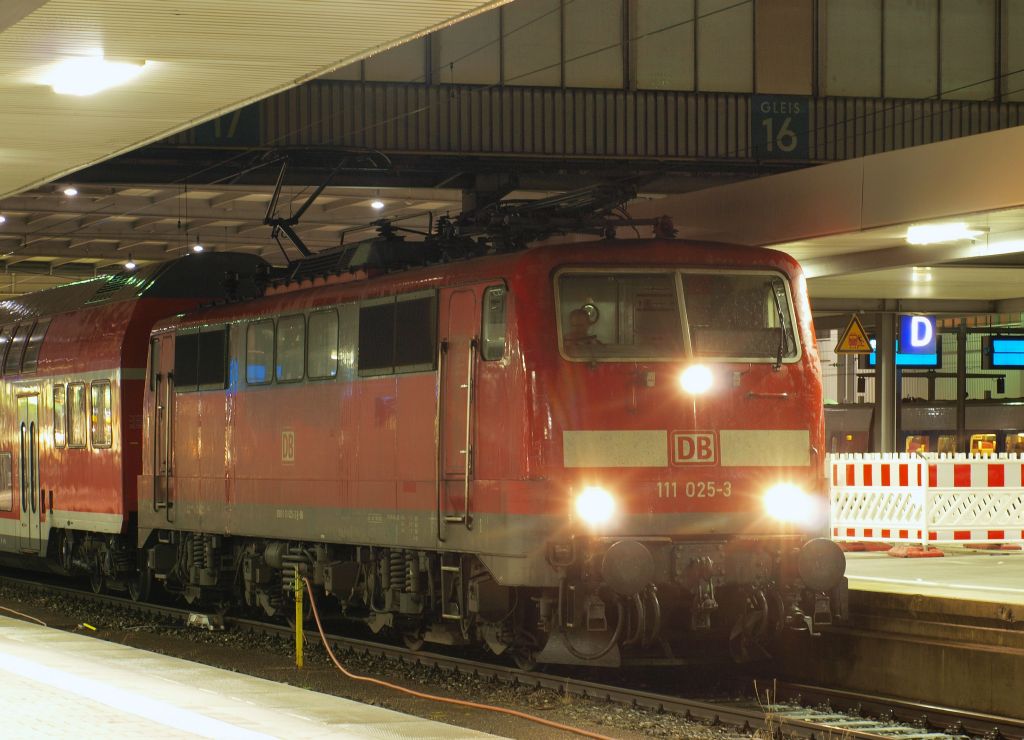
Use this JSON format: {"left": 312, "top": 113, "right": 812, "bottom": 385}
{"left": 1, "top": 573, "right": 1021, "bottom": 740}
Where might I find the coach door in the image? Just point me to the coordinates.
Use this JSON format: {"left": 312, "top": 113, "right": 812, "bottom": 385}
{"left": 438, "top": 286, "right": 483, "bottom": 540}
{"left": 17, "top": 395, "right": 41, "bottom": 553}
{"left": 150, "top": 335, "right": 175, "bottom": 518}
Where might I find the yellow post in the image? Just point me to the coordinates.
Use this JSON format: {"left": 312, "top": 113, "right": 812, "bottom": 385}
{"left": 294, "top": 569, "right": 303, "bottom": 669}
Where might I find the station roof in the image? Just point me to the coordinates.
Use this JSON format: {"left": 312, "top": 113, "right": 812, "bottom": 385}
{"left": 0, "top": 0, "right": 506, "bottom": 200}
{"left": 630, "top": 126, "right": 1024, "bottom": 316}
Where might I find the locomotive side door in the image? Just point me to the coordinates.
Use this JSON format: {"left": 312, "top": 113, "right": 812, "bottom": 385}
{"left": 150, "top": 335, "right": 176, "bottom": 518}
{"left": 438, "top": 286, "right": 483, "bottom": 539}
{"left": 17, "top": 394, "right": 41, "bottom": 554}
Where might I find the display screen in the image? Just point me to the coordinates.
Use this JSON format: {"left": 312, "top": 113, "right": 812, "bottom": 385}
{"left": 861, "top": 337, "right": 941, "bottom": 369}
{"left": 982, "top": 336, "right": 1024, "bottom": 369}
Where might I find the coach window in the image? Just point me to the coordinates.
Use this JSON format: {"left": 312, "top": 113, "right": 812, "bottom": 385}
{"left": 4, "top": 322, "right": 32, "bottom": 375}
{"left": 481, "top": 286, "right": 507, "bottom": 361}
{"left": 90, "top": 381, "right": 113, "bottom": 448}
{"left": 246, "top": 319, "right": 274, "bottom": 385}
{"left": 21, "top": 319, "right": 50, "bottom": 373}
{"left": 0, "top": 452, "right": 11, "bottom": 512}
{"left": 53, "top": 385, "right": 66, "bottom": 448}
{"left": 276, "top": 314, "right": 305, "bottom": 382}
{"left": 67, "top": 383, "right": 87, "bottom": 448}
{"left": 307, "top": 309, "right": 339, "bottom": 380}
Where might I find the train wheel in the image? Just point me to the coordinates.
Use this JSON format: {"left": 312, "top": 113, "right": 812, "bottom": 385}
{"left": 509, "top": 648, "right": 537, "bottom": 672}
{"left": 401, "top": 632, "right": 425, "bottom": 652}
{"left": 89, "top": 556, "right": 105, "bottom": 595}
{"left": 128, "top": 565, "right": 153, "bottom": 603}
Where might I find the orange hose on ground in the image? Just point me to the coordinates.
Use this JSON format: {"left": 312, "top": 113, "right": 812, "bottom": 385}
{"left": 0, "top": 606, "right": 47, "bottom": 627}
{"left": 302, "top": 577, "right": 613, "bottom": 740}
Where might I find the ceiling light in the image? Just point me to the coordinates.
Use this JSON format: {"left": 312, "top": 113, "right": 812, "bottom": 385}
{"left": 911, "top": 266, "right": 933, "bottom": 282}
{"left": 905, "top": 222, "right": 981, "bottom": 245}
{"left": 125, "top": 256, "right": 136, "bottom": 271}
{"left": 192, "top": 243, "right": 204, "bottom": 253}
{"left": 43, "top": 56, "right": 149, "bottom": 97}
{"left": 63, "top": 187, "right": 78, "bottom": 197}
{"left": 0, "top": 215, "right": 6, "bottom": 225}
{"left": 371, "top": 199, "right": 385, "bottom": 210}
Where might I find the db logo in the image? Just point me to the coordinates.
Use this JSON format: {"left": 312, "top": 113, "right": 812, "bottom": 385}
{"left": 671, "top": 432, "right": 717, "bottom": 465}
{"left": 281, "top": 430, "right": 296, "bottom": 463}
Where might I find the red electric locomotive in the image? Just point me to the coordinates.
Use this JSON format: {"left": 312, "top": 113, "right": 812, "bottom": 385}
{"left": 0, "top": 253, "right": 266, "bottom": 590}
{"left": 130, "top": 231, "right": 846, "bottom": 666}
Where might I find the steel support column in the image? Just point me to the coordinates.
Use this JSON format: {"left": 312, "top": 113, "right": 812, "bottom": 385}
{"left": 956, "top": 320, "right": 968, "bottom": 452}
{"left": 874, "top": 314, "right": 899, "bottom": 452}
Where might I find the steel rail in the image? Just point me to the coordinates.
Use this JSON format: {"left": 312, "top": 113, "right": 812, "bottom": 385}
{"left": 0, "top": 574, "right": 1016, "bottom": 739}
{"left": 772, "top": 682, "right": 1024, "bottom": 740}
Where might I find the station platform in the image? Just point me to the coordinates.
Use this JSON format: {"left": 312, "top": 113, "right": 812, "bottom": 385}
{"left": 845, "top": 548, "right": 1024, "bottom": 606}
{"left": 0, "top": 615, "right": 494, "bottom": 739}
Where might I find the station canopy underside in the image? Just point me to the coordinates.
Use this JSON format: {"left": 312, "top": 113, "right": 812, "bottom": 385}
{"left": 631, "top": 125, "right": 1024, "bottom": 317}
{"left": 0, "top": 0, "right": 507, "bottom": 200}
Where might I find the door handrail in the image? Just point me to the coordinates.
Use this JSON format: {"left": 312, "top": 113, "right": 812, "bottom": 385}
{"left": 29, "top": 421, "right": 36, "bottom": 514}
{"left": 19, "top": 422, "right": 26, "bottom": 513}
{"left": 164, "top": 370, "right": 174, "bottom": 521}
{"left": 458, "top": 337, "right": 477, "bottom": 530}
{"left": 435, "top": 339, "right": 448, "bottom": 542}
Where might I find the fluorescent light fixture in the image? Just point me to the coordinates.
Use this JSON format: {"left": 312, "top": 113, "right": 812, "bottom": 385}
{"left": 370, "top": 199, "right": 385, "bottom": 210}
{"left": 911, "top": 266, "right": 933, "bottom": 282}
{"left": 63, "top": 187, "right": 78, "bottom": 197}
{"left": 905, "top": 222, "right": 981, "bottom": 245}
{"left": 43, "top": 56, "right": 149, "bottom": 96}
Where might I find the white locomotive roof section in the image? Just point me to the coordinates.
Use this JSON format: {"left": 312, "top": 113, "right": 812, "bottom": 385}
{"left": 628, "top": 126, "right": 1024, "bottom": 307}
{"left": 0, "top": 0, "right": 509, "bottom": 199}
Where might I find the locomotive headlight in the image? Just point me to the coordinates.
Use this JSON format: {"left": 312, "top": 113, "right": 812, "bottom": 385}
{"left": 575, "top": 486, "right": 616, "bottom": 526}
{"left": 764, "top": 483, "right": 814, "bottom": 524}
{"left": 679, "top": 364, "right": 713, "bottom": 394}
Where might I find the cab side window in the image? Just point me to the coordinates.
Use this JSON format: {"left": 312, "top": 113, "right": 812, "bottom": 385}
{"left": 308, "top": 310, "right": 339, "bottom": 380}
{"left": 358, "top": 292, "right": 437, "bottom": 376}
{"left": 481, "top": 286, "right": 507, "bottom": 361}
{"left": 175, "top": 327, "right": 228, "bottom": 392}
{"left": 246, "top": 320, "right": 274, "bottom": 385}
{"left": 276, "top": 315, "right": 305, "bottom": 382}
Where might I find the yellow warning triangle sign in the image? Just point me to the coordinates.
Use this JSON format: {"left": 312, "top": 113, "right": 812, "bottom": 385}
{"left": 836, "top": 314, "right": 872, "bottom": 353}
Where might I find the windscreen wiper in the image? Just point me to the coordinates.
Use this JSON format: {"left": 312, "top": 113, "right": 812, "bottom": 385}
{"left": 769, "top": 279, "right": 787, "bottom": 371}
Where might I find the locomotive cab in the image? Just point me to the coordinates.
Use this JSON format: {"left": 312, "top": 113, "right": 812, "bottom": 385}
{"left": 533, "top": 256, "right": 847, "bottom": 664}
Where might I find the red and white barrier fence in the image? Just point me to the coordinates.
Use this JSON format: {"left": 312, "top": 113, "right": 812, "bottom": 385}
{"left": 828, "top": 453, "right": 1024, "bottom": 549}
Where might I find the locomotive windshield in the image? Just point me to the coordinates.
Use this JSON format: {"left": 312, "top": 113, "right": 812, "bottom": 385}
{"left": 557, "top": 269, "right": 799, "bottom": 362}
